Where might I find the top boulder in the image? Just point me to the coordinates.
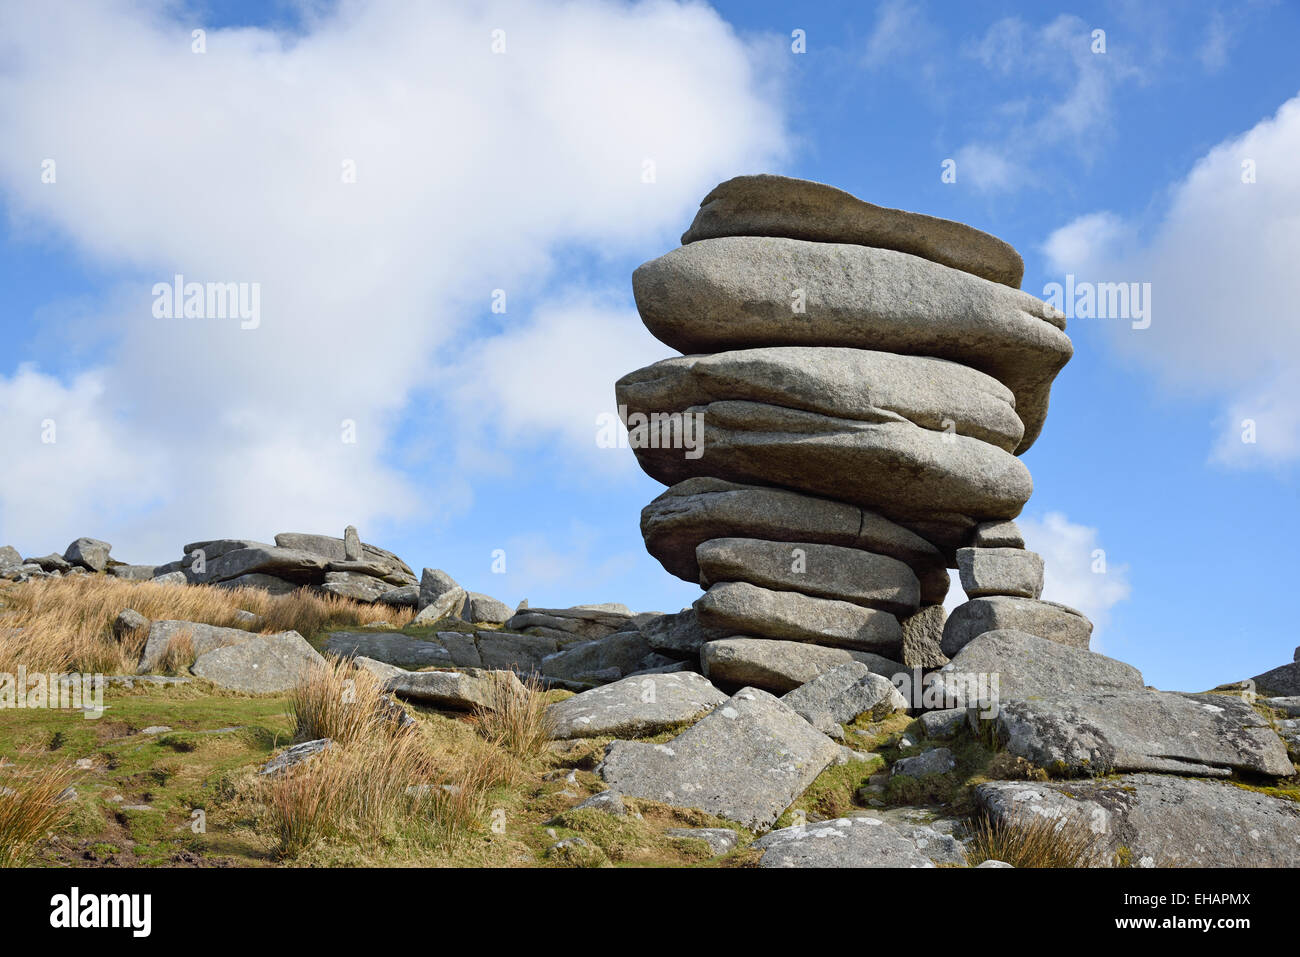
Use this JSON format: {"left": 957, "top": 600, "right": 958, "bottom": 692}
{"left": 680, "top": 174, "right": 1024, "bottom": 288}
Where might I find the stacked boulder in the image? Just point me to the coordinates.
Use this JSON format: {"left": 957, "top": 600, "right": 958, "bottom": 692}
{"left": 616, "top": 174, "right": 1087, "bottom": 690}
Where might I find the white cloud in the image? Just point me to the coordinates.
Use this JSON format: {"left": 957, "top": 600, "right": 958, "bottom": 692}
{"left": 862, "top": 0, "right": 930, "bottom": 69}
{"left": 955, "top": 14, "right": 1144, "bottom": 192}
{"left": 0, "top": 0, "right": 788, "bottom": 557}
{"left": 943, "top": 512, "right": 1131, "bottom": 650}
{"left": 1198, "top": 11, "right": 1235, "bottom": 73}
{"left": 1042, "top": 92, "right": 1300, "bottom": 466}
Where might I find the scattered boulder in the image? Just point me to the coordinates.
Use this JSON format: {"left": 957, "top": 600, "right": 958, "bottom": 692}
{"left": 892, "top": 747, "right": 956, "bottom": 778}
{"left": 113, "top": 609, "right": 150, "bottom": 643}
{"left": 700, "top": 637, "right": 906, "bottom": 694}
{"left": 321, "top": 631, "right": 453, "bottom": 670}
{"left": 780, "top": 662, "right": 907, "bottom": 738}
{"left": 260, "top": 739, "right": 332, "bottom": 777}
{"left": 754, "top": 817, "right": 935, "bottom": 868}
{"left": 665, "top": 827, "right": 738, "bottom": 856}
{"left": 548, "top": 672, "right": 727, "bottom": 740}
{"left": 63, "top": 537, "right": 112, "bottom": 572}
{"left": 462, "top": 593, "right": 512, "bottom": 625}
{"left": 190, "top": 631, "right": 324, "bottom": 693}
{"left": 986, "top": 691, "right": 1294, "bottom": 778}
{"left": 384, "top": 667, "right": 525, "bottom": 712}
{"left": 977, "top": 774, "right": 1300, "bottom": 867}
{"left": 597, "top": 687, "right": 840, "bottom": 830}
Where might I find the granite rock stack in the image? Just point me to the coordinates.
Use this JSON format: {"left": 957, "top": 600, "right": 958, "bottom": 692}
{"left": 617, "top": 174, "right": 1090, "bottom": 686}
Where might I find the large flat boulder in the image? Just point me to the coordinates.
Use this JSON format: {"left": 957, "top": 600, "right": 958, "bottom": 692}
{"left": 642, "top": 478, "right": 950, "bottom": 603}
{"left": 696, "top": 538, "right": 920, "bottom": 617}
{"left": 384, "top": 667, "right": 525, "bottom": 711}
{"left": 700, "top": 637, "right": 905, "bottom": 693}
{"left": 321, "top": 630, "right": 453, "bottom": 670}
{"left": 319, "top": 571, "right": 396, "bottom": 603}
{"left": 617, "top": 347, "right": 1025, "bottom": 453}
{"left": 754, "top": 816, "right": 936, "bottom": 868}
{"left": 942, "top": 596, "right": 1092, "bottom": 656}
{"left": 274, "top": 532, "right": 415, "bottom": 581}
{"left": 986, "top": 691, "right": 1294, "bottom": 778}
{"left": 632, "top": 236, "right": 1071, "bottom": 452}
{"left": 190, "top": 631, "right": 324, "bottom": 693}
{"left": 197, "top": 546, "right": 330, "bottom": 586}
{"left": 625, "top": 399, "right": 1032, "bottom": 547}
{"left": 930, "top": 629, "right": 1143, "bottom": 708}
{"left": 977, "top": 774, "right": 1300, "bottom": 867}
{"left": 548, "top": 672, "right": 728, "bottom": 739}
{"left": 597, "top": 687, "right": 840, "bottom": 830}
{"left": 680, "top": 174, "right": 1024, "bottom": 287}
{"left": 695, "top": 581, "right": 902, "bottom": 654}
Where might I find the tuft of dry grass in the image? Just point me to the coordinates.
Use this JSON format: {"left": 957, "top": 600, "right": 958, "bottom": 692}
{"left": 0, "top": 758, "right": 81, "bottom": 866}
{"left": 289, "top": 656, "right": 408, "bottom": 746}
{"left": 473, "top": 674, "right": 554, "bottom": 766}
{"left": 157, "top": 630, "right": 197, "bottom": 676}
{"left": 964, "top": 811, "right": 1107, "bottom": 868}
{"left": 0, "top": 575, "right": 412, "bottom": 675}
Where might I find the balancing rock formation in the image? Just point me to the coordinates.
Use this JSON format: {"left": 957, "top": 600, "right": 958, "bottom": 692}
{"left": 617, "top": 175, "right": 1091, "bottom": 688}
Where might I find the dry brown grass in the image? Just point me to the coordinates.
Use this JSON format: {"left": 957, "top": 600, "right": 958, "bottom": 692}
{"left": 473, "top": 674, "right": 554, "bottom": 766}
{"left": 0, "top": 575, "right": 412, "bottom": 675}
{"left": 0, "top": 757, "right": 81, "bottom": 866}
{"left": 289, "top": 656, "right": 408, "bottom": 745}
{"left": 964, "top": 811, "right": 1107, "bottom": 868}
{"left": 157, "top": 630, "right": 197, "bottom": 676}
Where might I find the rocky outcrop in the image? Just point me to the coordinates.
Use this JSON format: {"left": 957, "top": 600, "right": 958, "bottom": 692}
{"left": 616, "top": 175, "right": 1085, "bottom": 697}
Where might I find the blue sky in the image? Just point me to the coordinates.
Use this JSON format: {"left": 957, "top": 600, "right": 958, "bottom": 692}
{"left": 1, "top": 0, "right": 1297, "bottom": 692}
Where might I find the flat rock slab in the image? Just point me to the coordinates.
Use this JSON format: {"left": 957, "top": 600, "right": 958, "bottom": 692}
{"left": 680, "top": 174, "right": 1025, "bottom": 287}
{"left": 627, "top": 399, "right": 1032, "bottom": 546}
{"left": 701, "top": 637, "right": 906, "bottom": 694}
{"left": 633, "top": 236, "right": 1070, "bottom": 452}
{"left": 617, "top": 346, "right": 1026, "bottom": 454}
{"left": 931, "top": 628, "right": 1143, "bottom": 708}
{"left": 190, "top": 632, "right": 324, "bottom": 693}
{"left": 260, "top": 738, "right": 331, "bottom": 777}
{"left": 696, "top": 537, "right": 920, "bottom": 616}
{"left": 321, "top": 631, "right": 452, "bottom": 670}
{"left": 754, "top": 816, "right": 936, "bottom": 868}
{"left": 942, "top": 596, "right": 1092, "bottom": 656}
{"left": 977, "top": 773, "right": 1300, "bottom": 867}
{"left": 956, "top": 547, "right": 1043, "bottom": 599}
{"left": 641, "top": 477, "right": 949, "bottom": 603}
{"left": 541, "top": 631, "right": 652, "bottom": 682}
{"left": 696, "top": 581, "right": 902, "bottom": 654}
{"left": 549, "top": 672, "right": 728, "bottom": 740}
{"left": 384, "top": 667, "right": 525, "bottom": 712}
{"left": 988, "top": 690, "right": 1294, "bottom": 778}
{"left": 597, "top": 687, "right": 839, "bottom": 830}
